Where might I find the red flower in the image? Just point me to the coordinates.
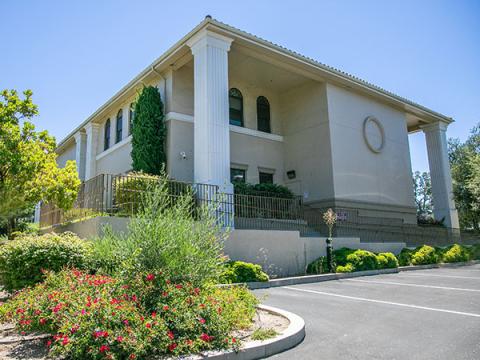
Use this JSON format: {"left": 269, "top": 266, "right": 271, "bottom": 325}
{"left": 146, "top": 274, "right": 155, "bottom": 281}
{"left": 163, "top": 305, "right": 169, "bottom": 311}
{"left": 93, "top": 330, "right": 109, "bottom": 338}
{"left": 146, "top": 322, "right": 152, "bottom": 328}
{"left": 168, "top": 343, "right": 177, "bottom": 352}
{"left": 129, "top": 355, "right": 136, "bottom": 359}
{"left": 16, "top": 308, "right": 25, "bottom": 314}
{"left": 62, "top": 336, "right": 69, "bottom": 345}
{"left": 123, "top": 319, "right": 129, "bottom": 326}
{"left": 39, "top": 318, "right": 47, "bottom": 325}
{"left": 46, "top": 340, "right": 52, "bottom": 347}
{"left": 151, "top": 311, "right": 157, "bottom": 318}
{"left": 200, "top": 333, "right": 213, "bottom": 342}
{"left": 167, "top": 331, "right": 174, "bottom": 340}
{"left": 199, "top": 318, "right": 206, "bottom": 324}
{"left": 70, "top": 325, "right": 79, "bottom": 334}
{"left": 99, "top": 344, "right": 110, "bottom": 353}
{"left": 117, "top": 336, "right": 123, "bottom": 342}
{"left": 193, "top": 288, "right": 200, "bottom": 296}
{"left": 175, "top": 284, "right": 183, "bottom": 289}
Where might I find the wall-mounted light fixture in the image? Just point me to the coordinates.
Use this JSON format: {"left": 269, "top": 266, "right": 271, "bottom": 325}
{"left": 180, "top": 151, "right": 187, "bottom": 160}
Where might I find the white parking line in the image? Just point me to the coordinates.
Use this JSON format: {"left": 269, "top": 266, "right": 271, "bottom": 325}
{"left": 344, "top": 278, "right": 480, "bottom": 292}
{"left": 402, "top": 273, "right": 480, "bottom": 280}
{"left": 284, "top": 287, "right": 480, "bottom": 318}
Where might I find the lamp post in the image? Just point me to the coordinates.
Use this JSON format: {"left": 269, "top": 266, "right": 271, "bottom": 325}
{"left": 323, "top": 208, "right": 337, "bottom": 273}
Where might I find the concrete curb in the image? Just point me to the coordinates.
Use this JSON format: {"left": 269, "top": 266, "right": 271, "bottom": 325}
{"left": 399, "top": 260, "right": 480, "bottom": 272}
{"left": 247, "top": 268, "right": 399, "bottom": 290}
{"left": 186, "top": 305, "right": 305, "bottom": 359}
{"left": 246, "top": 260, "right": 480, "bottom": 290}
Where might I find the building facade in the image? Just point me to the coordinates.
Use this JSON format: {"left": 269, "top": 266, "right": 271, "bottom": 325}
{"left": 55, "top": 17, "right": 459, "bottom": 228}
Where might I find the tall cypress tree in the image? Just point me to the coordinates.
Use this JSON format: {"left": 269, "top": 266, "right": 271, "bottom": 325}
{"left": 131, "top": 86, "right": 166, "bottom": 175}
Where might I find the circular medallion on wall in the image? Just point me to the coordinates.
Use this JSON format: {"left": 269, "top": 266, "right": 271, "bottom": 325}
{"left": 363, "top": 116, "right": 385, "bottom": 153}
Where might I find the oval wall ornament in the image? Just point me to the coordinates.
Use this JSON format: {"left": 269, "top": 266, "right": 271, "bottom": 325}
{"left": 363, "top": 116, "right": 385, "bottom": 153}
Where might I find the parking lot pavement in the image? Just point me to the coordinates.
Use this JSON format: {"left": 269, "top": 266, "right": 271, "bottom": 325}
{"left": 255, "top": 264, "right": 480, "bottom": 360}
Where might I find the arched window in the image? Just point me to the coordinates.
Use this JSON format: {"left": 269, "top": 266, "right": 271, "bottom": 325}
{"left": 229, "top": 88, "right": 243, "bottom": 127}
{"left": 128, "top": 103, "right": 135, "bottom": 135}
{"left": 104, "top": 119, "right": 111, "bottom": 150}
{"left": 257, "top": 96, "right": 271, "bottom": 133}
{"left": 116, "top": 109, "right": 123, "bottom": 143}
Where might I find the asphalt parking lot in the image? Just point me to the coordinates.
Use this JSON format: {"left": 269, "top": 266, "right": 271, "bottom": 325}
{"left": 255, "top": 264, "right": 480, "bottom": 360}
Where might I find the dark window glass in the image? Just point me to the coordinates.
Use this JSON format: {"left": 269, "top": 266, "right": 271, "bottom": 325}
{"left": 129, "top": 103, "right": 135, "bottom": 135}
{"left": 230, "top": 168, "right": 246, "bottom": 183}
{"left": 257, "top": 96, "right": 271, "bottom": 133}
{"left": 104, "top": 119, "right": 111, "bottom": 150}
{"left": 116, "top": 110, "right": 123, "bottom": 143}
{"left": 229, "top": 88, "right": 243, "bottom": 127}
{"left": 259, "top": 172, "right": 273, "bottom": 184}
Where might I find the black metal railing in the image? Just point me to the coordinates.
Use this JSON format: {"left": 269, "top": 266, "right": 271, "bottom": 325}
{"left": 39, "top": 174, "right": 480, "bottom": 247}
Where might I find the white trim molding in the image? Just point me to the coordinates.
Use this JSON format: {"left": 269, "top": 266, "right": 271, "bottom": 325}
{"left": 96, "top": 135, "right": 132, "bottom": 161}
{"left": 165, "top": 112, "right": 194, "bottom": 123}
{"left": 230, "top": 125, "right": 284, "bottom": 142}
{"left": 165, "top": 112, "right": 284, "bottom": 142}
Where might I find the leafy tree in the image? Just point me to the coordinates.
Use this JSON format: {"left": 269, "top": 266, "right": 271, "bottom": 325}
{"left": 413, "top": 171, "right": 433, "bottom": 219}
{"left": 0, "top": 89, "right": 80, "bottom": 236}
{"left": 449, "top": 123, "right": 480, "bottom": 230}
{"left": 131, "top": 86, "right": 166, "bottom": 175}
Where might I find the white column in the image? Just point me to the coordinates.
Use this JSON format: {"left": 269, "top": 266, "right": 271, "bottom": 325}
{"left": 73, "top": 131, "right": 87, "bottom": 181}
{"left": 422, "top": 121, "right": 459, "bottom": 228}
{"left": 187, "top": 30, "right": 234, "bottom": 226}
{"left": 84, "top": 123, "right": 100, "bottom": 180}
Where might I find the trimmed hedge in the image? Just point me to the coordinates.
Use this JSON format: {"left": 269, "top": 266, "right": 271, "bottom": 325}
{"left": 307, "top": 248, "right": 400, "bottom": 274}
{"left": 233, "top": 181, "right": 294, "bottom": 199}
{"left": 0, "top": 232, "right": 93, "bottom": 291}
{"left": 220, "top": 261, "right": 269, "bottom": 283}
{"left": 399, "top": 244, "right": 476, "bottom": 266}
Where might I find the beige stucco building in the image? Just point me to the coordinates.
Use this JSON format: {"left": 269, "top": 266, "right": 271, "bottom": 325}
{"left": 55, "top": 17, "right": 459, "bottom": 229}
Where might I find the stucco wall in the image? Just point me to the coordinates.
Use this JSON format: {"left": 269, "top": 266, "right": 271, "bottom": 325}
{"left": 167, "top": 119, "right": 194, "bottom": 182}
{"left": 171, "top": 64, "right": 194, "bottom": 116}
{"left": 96, "top": 138, "right": 133, "bottom": 175}
{"left": 326, "top": 84, "right": 416, "bottom": 213}
{"left": 280, "top": 81, "right": 335, "bottom": 200}
{"left": 56, "top": 142, "right": 76, "bottom": 168}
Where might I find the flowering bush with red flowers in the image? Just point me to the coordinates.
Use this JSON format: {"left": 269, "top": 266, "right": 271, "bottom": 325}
{"left": 0, "top": 269, "right": 257, "bottom": 359}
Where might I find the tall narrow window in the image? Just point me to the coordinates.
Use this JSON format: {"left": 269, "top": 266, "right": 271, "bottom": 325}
{"left": 128, "top": 103, "right": 135, "bottom": 135}
{"left": 104, "top": 119, "right": 111, "bottom": 151}
{"left": 116, "top": 109, "right": 123, "bottom": 143}
{"left": 257, "top": 96, "right": 271, "bottom": 133}
{"left": 229, "top": 88, "right": 243, "bottom": 127}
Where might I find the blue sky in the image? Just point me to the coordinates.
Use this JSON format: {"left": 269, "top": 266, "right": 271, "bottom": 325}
{"left": 1, "top": 0, "right": 479, "bottom": 172}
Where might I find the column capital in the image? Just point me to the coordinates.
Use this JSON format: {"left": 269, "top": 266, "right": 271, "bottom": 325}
{"left": 420, "top": 121, "right": 449, "bottom": 133}
{"left": 84, "top": 122, "right": 101, "bottom": 133}
{"left": 73, "top": 131, "right": 86, "bottom": 143}
{"left": 186, "top": 29, "right": 233, "bottom": 54}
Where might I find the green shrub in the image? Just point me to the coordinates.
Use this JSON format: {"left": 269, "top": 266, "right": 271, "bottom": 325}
{"left": 442, "top": 244, "right": 471, "bottom": 263}
{"left": 0, "top": 232, "right": 93, "bottom": 291}
{"left": 336, "top": 263, "right": 354, "bottom": 273}
{"left": 469, "top": 244, "right": 480, "bottom": 260}
{"left": 94, "top": 178, "right": 227, "bottom": 286}
{"left": 113, "top": 173, "right": 194, "bottom": 215}
{"left": 251, "top": 328, "right": 278, "bottom": 341}
{"left": 333, "top": 247, "right": 356, "bottom": 267}
{"left": 346, "top": 249, "right": 378, "bottom": 271}
{"left": 376, "top": 252, "right": 399, "bottom": 269}
{"left": 411, "top": 245, "right": 439, "bottom": 265}
{"left": 221, "top": 261, "right": 269, "bottom": 283}
{"left": 398, "top": 248, "right": 415, "bottom": 266}
{"left": 233, "top": 181, "right": 294, "bottom": 199}
{"left": 306, "top": 256, "right": 329, "bottom": 274}
{"left": 0, "top": 269, "right": 257, "bottom": 359}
